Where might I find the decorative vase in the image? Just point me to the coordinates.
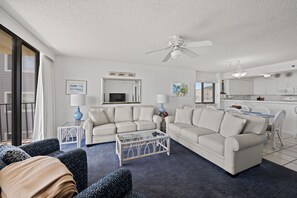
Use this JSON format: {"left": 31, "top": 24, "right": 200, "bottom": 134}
{"left": 73, "top": 107, "right": 83, "bottom": 121}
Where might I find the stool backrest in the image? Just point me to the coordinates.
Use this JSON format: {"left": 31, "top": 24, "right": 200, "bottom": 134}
{"left": 272, "top": 110, "right": 286, "bottom": 132}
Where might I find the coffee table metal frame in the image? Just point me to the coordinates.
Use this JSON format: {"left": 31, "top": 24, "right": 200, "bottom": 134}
{"left": 116, "top": 130, "right": 170, "bottom": 166}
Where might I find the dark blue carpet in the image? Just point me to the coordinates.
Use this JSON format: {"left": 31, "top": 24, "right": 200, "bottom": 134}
{"left": 63, "top": 140, "right": 297, "bottom": 198}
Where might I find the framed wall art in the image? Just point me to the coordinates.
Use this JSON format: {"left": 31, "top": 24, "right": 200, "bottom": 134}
{"left": 66, "top": 80, "right": 87, "bottom": 95}
{"left": 171, "top": 82, "right": 190, "bottom": 97}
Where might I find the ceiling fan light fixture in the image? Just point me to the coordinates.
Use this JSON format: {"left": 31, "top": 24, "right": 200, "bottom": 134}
{"left": 171, "top": 49, "right": 183, "bottom": 59}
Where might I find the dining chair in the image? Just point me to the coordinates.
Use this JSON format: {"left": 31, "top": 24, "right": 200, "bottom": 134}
{"left": 225, "top": 107, "right": 242, "bottom": 114}
{"left": 180, "top": 104, "right": 193, "bottom": 109}
{"left": 206, "top": 105, "right": 217, "bottom": 111}
{"left": 251, "top": 106, "right": 271, "bottom": 114}
{"left": 241, "top": 105, "right": 250, "bottom": 112}
{"left": 266, "top": 110, "right": 286, "bottom": 149}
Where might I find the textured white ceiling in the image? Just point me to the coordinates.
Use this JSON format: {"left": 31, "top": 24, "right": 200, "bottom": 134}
{"left": 1, "top": 0, "right": 297, "bottom": 72}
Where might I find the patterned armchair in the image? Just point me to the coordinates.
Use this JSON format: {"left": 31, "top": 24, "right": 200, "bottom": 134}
{"left": 19, "top": 138, "right": 88, "bottom": 192}
{"left": 2, "top": 138, "right": 144, "bottom": 198}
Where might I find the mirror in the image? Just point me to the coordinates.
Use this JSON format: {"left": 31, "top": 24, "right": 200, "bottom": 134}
{"left": 101, "top": 77, "right": 142, "bottom": 104}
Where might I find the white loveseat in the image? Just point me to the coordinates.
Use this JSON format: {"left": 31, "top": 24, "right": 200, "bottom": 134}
{"left": 83, "top": 105, "right": 162, "bottom": 145}
{"left": 165, "top": 108, "right": 268, "bottom": 175}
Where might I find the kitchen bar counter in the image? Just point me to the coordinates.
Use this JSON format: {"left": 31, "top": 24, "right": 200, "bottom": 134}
{"left": 221, "top": 99, "right": 297, "bottom": 105}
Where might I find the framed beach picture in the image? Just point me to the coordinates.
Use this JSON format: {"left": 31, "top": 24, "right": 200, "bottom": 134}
{"left": 171, "top": 82, "right": 190, "bottom": 96}
{"left": 66, "top": 80, "right": 87, "bottom": 95}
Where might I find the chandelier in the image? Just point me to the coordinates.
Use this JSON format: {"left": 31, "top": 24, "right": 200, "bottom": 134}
{"left": 230, "top": 60, "right": 247, "bottom": 78}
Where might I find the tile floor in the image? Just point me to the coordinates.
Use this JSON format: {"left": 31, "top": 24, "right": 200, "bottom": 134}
{"left": 263, "top": 132, "right": 297, "bottom": 171}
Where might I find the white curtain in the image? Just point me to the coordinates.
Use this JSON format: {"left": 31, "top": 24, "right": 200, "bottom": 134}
{"left": 33, "top": 53, "right": 56, "bottom": 140}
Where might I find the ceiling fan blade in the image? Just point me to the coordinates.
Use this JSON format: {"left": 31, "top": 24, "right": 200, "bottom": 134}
{"left": 145, "top": 46, "right": 171, "bottom": 54}
{"left": 162, "top": 50, "right": 173, "bottom": 62}
{"left": 187, "top": 40, "right": 213, "bottom": 48}
{"left": 181, "top": 48, "right": 199, "bottom": 58}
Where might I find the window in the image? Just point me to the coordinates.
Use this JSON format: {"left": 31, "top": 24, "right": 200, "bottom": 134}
{"left": 4, "top": 54, "right": 12, "bottom": 71}
{"left": 195, "top": 82, "right": 215, "bottom": 104}
{"left": 4, "top": 51, "right": 35, "bottom": 73}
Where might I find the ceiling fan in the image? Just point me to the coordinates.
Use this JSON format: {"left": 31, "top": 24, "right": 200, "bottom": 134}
{"left": 145, "top": 35, "right": 213, "bottom": 62}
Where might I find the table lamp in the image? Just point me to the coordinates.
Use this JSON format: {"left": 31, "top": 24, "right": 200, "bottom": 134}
{"left": 70, "top": 94, "right": 86, "bottom": 121}
{"left": 157, "top": 94, "right": 168, "bottom": 113}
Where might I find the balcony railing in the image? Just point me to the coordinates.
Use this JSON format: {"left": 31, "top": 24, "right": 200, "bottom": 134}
{"left": 0, "top": 102, "right": 35, "bottom": 142}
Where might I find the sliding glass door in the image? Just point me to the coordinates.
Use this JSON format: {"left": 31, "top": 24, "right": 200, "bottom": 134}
{"left": 0, "top": 29, "right": 13, "bottom": 144}
{"left": 0, "top": 25, "right": 39, "bottom": 145}
{"left": 22, "top": 45, "right": 37, "bottom": 143}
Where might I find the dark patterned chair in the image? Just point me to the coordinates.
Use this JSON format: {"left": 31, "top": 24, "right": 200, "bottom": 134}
{"left": 0, "top": 138, "right": 144, "bottom": 198}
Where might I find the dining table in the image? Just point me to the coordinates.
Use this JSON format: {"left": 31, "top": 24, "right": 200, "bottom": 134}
{"left": 241, "top": 111, "right": 275, "bottom": 119}
{"left": 218, "top": 108, "right": 275, "bottom": 119}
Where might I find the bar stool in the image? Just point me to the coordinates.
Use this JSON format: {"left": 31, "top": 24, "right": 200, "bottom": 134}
{"left": 266, "top": 110, "right": 286, "bottom": 149}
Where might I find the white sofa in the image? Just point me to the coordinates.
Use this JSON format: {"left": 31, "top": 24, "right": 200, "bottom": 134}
{"left": 165, "top": 108, "right": 268, "bottom": 175}
{"left": 83, "top": 105, "right": 162, "bottom": 145}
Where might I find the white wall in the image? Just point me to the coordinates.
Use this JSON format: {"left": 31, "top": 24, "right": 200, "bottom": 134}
{"left": 54, "top": 56, "right": 196, "bottom": 127}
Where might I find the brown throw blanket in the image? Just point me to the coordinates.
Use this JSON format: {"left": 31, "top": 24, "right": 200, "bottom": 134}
{"left": 0, "top": 156, "right": 77, "bottom": 198}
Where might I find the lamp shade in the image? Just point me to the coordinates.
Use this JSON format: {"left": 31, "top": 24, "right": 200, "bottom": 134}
{"left": 70, "top": 94, "right": 86, "bottom": 106}
{"left": 157, "top": 94, "right": 168, "bottom": 104}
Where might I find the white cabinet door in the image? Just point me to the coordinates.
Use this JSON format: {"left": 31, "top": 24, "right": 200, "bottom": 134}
{"left": 254, "top": 77, "right": 266, "bottom": 95}
{"left": 265, "top": 77, "right": 278, "bottom": 95}
{"left": 225, "top": 79, "right": 253, "bottom": 95}
{"left": 241, "top": 80, "right": 253, "bottom": 95}
{"left": 228, "top": 79, "right": 242, "bottom": 95}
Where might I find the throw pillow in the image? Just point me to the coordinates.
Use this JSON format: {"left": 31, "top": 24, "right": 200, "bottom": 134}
{"left": 198, "top": 109, "right": 225, "bottom": 132}
{"left": 133, "top": 105, "right": 152, "bottom": 121}
{"left": 101, "top": 107, "right": 115, "bottom": 123}
{"left": 174, "top": 108, "right": 193, "bottom": 125}
{"left": 220, "top": 112, "right": 247, "bottom": 137}
{"left": 232, "top": 113, "right": 269, "bottom": 135}
{"left": 114, "top": 106, "right": 133, "bottom": 122}
{"left": 139, "top": 107, "right": 154, "bottom": 121}
{"left": 192, "top": 108, "right": 203, "bottom": 127}
{"left": 2, "top": 150, "right": 31, "bottom": 165}
{"left": 0, "top": 144, "right": 31, "bottom": 165}
{"left": 89, "top": 111, "right": 109, "bottom": 126}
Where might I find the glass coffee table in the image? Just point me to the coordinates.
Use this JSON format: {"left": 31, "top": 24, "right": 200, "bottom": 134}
{"left": 116, "top": 129, "right": 170, "bottom": 166}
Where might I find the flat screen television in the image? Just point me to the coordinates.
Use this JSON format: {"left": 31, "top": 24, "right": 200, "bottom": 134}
{"left": 109, "top": 93, "right": 126, "bottom": 102}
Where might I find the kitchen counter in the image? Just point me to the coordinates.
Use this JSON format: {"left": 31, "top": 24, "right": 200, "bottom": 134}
{"left": 221, "top": 99, "right": 297, "bottom": 105}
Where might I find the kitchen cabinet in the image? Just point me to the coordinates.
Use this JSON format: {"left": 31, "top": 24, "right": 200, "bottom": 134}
{"left": 266, "top": 77, "right": 278, "bottom": 95}
{"left": 225, "top": 79, "right": 253, "bottom": 95}
{"left": 253, "top": 76, "right": 290, "bottom": 95}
